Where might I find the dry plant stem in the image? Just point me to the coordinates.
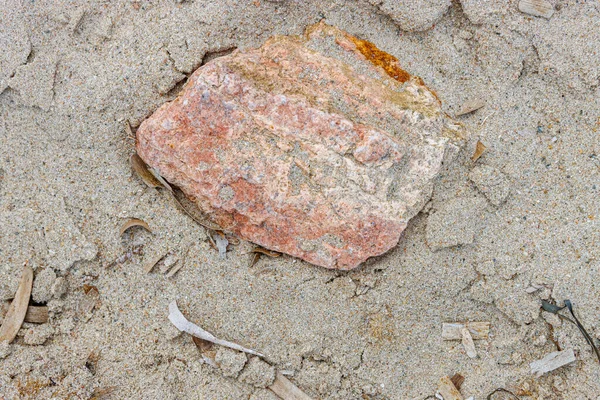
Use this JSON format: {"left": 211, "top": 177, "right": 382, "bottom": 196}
{"left": 168, "top": 301, "right": 264, "bottom": 357}
{"left": 450, "top": 374, "right": 464, "bottom": 391}
{"left": 0, "top": 264, "right": 34, "bottom": 343}
{"left": 563, "top": 300, "right": 600, "bottom": 363}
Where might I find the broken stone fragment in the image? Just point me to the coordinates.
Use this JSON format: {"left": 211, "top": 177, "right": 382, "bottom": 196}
{"left": 136, "top": 23, "right": 466, "bottom": 269}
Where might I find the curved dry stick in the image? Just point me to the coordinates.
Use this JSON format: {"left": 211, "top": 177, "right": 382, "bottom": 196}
{"left": 0, "top": 264, "right": 33, "bottom": 343}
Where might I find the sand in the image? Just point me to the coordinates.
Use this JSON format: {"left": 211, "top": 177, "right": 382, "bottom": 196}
{"left": 1, "top": 0, "right": 599, "bottom": 399}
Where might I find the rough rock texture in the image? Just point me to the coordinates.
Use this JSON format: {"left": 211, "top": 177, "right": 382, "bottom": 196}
{"left": 136, "top": 23, "right": 465, "bottom": 269}
{"left": 369, "top": 0, "right": 452, "bottom": 32}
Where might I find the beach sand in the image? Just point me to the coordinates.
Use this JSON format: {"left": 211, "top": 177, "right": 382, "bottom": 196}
{"left": 1, "top": 0, "right": 599, "bottom": 398}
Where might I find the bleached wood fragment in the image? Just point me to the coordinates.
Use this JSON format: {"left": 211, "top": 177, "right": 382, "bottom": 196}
{"left": 437, "top": 376, "right": 463, "bottom": 400}
{"left": 442, "top": 322, "right": 490, "bottom": 340}
{"left": 1, "top": 303, "right": 48, "bottom": 324}
{"left": 269, "top": 372, "right": 313, "bottom": 400}
{"left": 460, "top": 327, "right": 478, "bottom": 358}
{"left": 530, "top": 348, "right": 576, "bottom": 377}
{"left": 519, "top": 0, "right": 554, "bottom": 19}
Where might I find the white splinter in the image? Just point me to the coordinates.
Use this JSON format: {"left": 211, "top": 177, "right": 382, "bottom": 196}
{"left": 168, "top": 301, "right": 264, "bottom": 357}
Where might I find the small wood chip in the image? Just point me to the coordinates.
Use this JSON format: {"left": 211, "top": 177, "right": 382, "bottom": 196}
{"left": 24, "top": 305, "right": 49, "bottom": 324}
{"left": 530, "top": 348, "right": 576, "bottom": 377}
{"left": 460, "top": 327, "right": 478, "bottom": 358}
{"left": 168, "top": 301, "right": 264, "bottom": 357}
{"left": 518, "top": 0, "right": 554, "bottom": 19}
{"left": 1, "top": 302, "right": 48, "bottom": 324}
{"left": 471, "top": 141, "right": 487, "bottom": 162}
{"left": 442, "top": 322, "right": 490, "bottom": 340}
{"left": 130, "top": 153, "right": 164, "bottom": 189}
{"left": 0, "top": 264, "right": 34, "bottom": 343}
{"left": 450, "top": 373, "right": 464, "bottom": 391}
{"left": 192, "top": 335, "right": 214, "bottom": 353}
{"left": 269, "top": 372, "right": 313, "bottom": 400}
{"left": 119, "top": 218, "right": 152, "bottom": 236}
{"left": 456, "top": 98, "right": 485, "bottom": 116}
{"left": 437, "top": 376, "right": 463, "bottom": 400}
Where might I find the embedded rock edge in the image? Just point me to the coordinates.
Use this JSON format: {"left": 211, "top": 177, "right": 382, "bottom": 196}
{"left": 136, "top": 23, "right": 466, "bottom": 269}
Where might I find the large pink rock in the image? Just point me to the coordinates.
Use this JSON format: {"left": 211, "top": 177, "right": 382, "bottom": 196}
{"left": 136, "top": 23, "right": 465, "bottom": 269}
